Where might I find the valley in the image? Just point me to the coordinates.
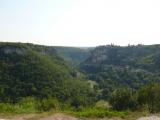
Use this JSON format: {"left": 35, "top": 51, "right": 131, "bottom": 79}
{"left": 1, "top": 42, "right": 160, "bottom": 119}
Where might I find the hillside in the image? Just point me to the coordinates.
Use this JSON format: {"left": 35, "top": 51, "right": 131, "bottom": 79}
{"left": 0, "top": 42, "right": 95, "bottom": 106}
{"left": 54, "top": 46, "right": 92, "bottom": 66}
{"left": 2, "top": 42, "right": 160, "bottom": 116}
{"left": 80, "top": 44, "right": 160, "bottom": 99}
{"left": 0, "top": 43, "right": 73, "bottom": 102}
{"left": 2, "top": 43, "right": 160, "bottom": 101}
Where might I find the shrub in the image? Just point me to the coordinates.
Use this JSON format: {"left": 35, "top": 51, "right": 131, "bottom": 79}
{"left": 0, "top": 97, "right": 36, "bottom": 113}
{"left": 109, "top": 88, "right": 138, "bottom": 111}
{"left": 36, "top": 98, "right": 60, "bottom": 111}
{"left": 138, "top": 83, "right": 160, "bottom": 113}
{"left": 95, "top": 100, "right": 111, "bottom": 109}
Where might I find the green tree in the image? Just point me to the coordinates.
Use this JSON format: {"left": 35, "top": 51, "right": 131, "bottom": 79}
{"left": 138, "top": 83, "right": 160, "bottom": 113}
{"left": 109, "top": 88, "right": 137, "bottom": 111}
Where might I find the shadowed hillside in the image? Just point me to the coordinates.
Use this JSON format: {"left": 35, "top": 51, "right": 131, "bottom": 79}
{"left": 80, "top": 44, "right": 160, "bottom": 99}
{"left": 0, "top": 42, "right": 96, "bottom": 107}
{"left": 54, "top": 46, "right": 93, "bottom": 66}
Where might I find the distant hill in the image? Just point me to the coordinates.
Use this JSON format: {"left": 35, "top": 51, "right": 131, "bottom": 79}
{"left": 80, "top": 45, "right": 160, "bottom": 99}
{"left": 54, "top": 46, "right": 93, "bottom": 66}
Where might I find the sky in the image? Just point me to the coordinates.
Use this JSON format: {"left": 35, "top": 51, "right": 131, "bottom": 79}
{"left": 0, "top": 0, "right": 160, "bottom": 47}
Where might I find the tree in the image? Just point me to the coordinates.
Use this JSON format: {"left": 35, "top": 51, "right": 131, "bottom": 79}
{"left": 138, "top": 83, "right": 160, "bottom": 113}
{"left": 109, "top": 88, "right": 137, "bottom": 111}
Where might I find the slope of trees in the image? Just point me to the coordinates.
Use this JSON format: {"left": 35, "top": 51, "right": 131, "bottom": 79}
{"left": 80, "top": 45, "right": 160, "bottom": 99}
{"left": 0, "top": 42, "right": 96, "bottom": 108}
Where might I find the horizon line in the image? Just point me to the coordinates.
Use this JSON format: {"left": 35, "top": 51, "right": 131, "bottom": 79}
{"left": 1, "top": 41, "right": 160, "bottom": 48}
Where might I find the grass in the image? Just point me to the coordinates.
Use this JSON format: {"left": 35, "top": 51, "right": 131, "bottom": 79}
{"left": 0, "top": 98, "right": 128, "bottom": 119}
{"left": 0, "top": 104, "right": 155, "bottom": 120}
{"left": 0, "top": 98, "right": 151, "bottom": 120}
{"left": 0, "top": 103, "right": 127, "bottom": 118}
{"left": 0, "top": 98, "right": 37, "bottom": 114}
{"left": 0, "top": 97, "right": 62, "bottom": 114}
{"left": 0, "top": 103, "right": 36, "bottom": 114}
{"left": 66, "top": 107, "right": 128, "bottom": 118}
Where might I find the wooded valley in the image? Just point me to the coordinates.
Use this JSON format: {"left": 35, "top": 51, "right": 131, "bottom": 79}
{"left": 1, "top": 42, "right": 160, "bottom": 118}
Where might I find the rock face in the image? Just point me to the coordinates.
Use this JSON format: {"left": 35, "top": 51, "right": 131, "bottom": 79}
{"left": 1, "top": 47, "right": 26, "bottom": 55}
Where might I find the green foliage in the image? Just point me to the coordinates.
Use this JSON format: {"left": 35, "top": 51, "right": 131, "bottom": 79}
{"left": 95, "top": 100, "right": 110, "bottom": 109}
{"left": 80, "top": 45, "right": 160, "bottom": 99}
{"left": 0, "top": 97, "right": 60, "bottom": 113}
{"left": 0, "top": 97, "right": 36, "bottom": 113}
{"left": 138, "top": 83, "right": 160, "bottom": 113}
{"left": 0, "top": 42, "right": 97, "bottom": 110}
{"left": 0, "top": 43, "right": 74, "bottom": 102}
{"left": 0, "top": 100, "right": 128, "bottom": 119}
{"left": 36, "top": 98, "right": 60, "bottom": 111}
{"left": 108, "top": 83, "right": 160, "bottom": 113}
{"left": 57, "top": 79, "right": 98, "bottom": 108}
{"left": 71, "top": 107, "right": 127, "bottom": 118}
{"left": 109, "top": 88, "right": 138, "bottom": 111}
{"left": 3, "top": 42, "right": 160, "bottom": 116}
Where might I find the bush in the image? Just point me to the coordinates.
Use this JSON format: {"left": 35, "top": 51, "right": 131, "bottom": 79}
{"left": 0, "top": 97, "right": 37, "bottom": 113}
{"left": 109, "top": 88, "right": 137, "bottom": 111}
{"left": 95, "top": 100, "right": 111, "bottom": 109}
{"left": 0, "top": 97, "right": 61, "bottom": 113}
{"left": 36, "top": 98, "right": 60, "bottom": 111}
{"left": 138, "top": 83, "right": 160, "bottom": 113}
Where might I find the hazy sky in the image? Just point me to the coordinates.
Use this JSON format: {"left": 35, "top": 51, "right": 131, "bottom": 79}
{"left": 1, "top": 0, "right": 160, "bottom": 47}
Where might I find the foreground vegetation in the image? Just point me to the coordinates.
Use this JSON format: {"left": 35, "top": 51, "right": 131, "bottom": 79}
{"left": 0, "top": 97, "right": 127, "bottom": 119}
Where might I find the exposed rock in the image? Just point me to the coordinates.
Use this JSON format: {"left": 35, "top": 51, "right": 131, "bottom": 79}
{"left": 1, "top": 47, "right": 26, "bottom": 55}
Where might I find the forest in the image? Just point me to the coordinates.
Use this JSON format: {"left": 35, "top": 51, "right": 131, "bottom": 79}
{"left": 0, "top": 42, "right": 160, "bottom": 118}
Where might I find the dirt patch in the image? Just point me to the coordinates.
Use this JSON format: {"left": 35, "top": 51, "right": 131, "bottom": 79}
{"left": 137, "top": 116, "right": 160, "bottom": 120}
{"left": 38, "top": 113, "right": 79, "bottom": 120}
{"left": 0, "top": 114, "right": 123, "bottom": 120}
{"left": 37, "top": 114, "right": 123, "bottom": 120}
{"left": 0, "top": 114, "right": 79, "bottom": 120}
{"left": 0, "top": 114, "right": 36, "bottom": 120}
